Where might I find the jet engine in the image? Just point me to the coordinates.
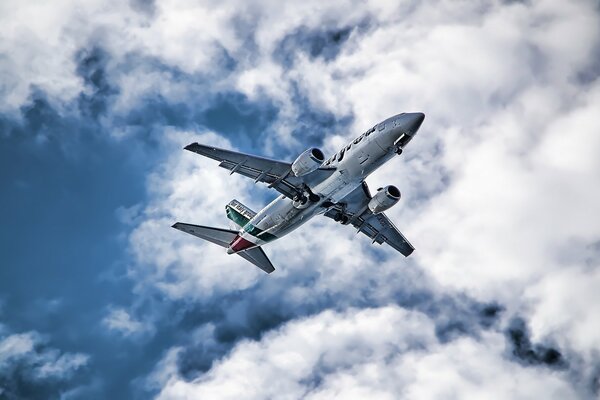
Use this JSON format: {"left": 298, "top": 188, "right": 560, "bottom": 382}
{"left": 291, "top": 148, "right": 325, "bottom": 177}
{"left": 368, "top": 185, "right": 400, "bottom": 214}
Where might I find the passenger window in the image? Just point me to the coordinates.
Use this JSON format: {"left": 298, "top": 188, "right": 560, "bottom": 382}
{"left": 338, "top": 149, "right": 345, "bottom": 161}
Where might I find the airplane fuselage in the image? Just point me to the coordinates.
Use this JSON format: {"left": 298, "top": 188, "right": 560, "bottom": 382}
{"left": 227, "top": 112, "right": 424, "bottom": 253}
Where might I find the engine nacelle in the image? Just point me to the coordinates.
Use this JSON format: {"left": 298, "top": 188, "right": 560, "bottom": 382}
{"left": 368, "top": 185, "right": 400, "bottom": 214}
{"left": 291, "top": 148, "right": 325, "bottom": 177}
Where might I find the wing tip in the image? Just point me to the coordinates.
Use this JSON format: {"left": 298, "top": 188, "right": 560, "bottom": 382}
{"left": 183, "top": 143, "right": 197, "bottom": 151}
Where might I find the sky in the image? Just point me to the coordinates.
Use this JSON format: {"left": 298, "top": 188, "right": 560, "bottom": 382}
{"left": 1, "top": 0, "right": 600, "bottom": 398}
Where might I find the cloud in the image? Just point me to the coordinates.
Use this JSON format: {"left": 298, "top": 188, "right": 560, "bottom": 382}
{"left": 2, "top": 0, "right": 600, "bottom": 398}
{"left": 152, "top": 306, "right": 579, "bottom": 400}
{"left": 110, "top": 0, "right": 600, "bottom": 396}
{"left": 0, "top": 324, "right": 89, "bottom": 398}
{"left": 102, "top": 308, "right": 152, "bottom": 338}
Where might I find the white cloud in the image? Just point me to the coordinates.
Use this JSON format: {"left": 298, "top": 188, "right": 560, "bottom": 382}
{"left": 127, "top": 129, "right": 265, "bottom": 298}
{"left": 0, "top": 328, "right": 89, "bottom": 382}
{"left": 153, "top": 306, "right": 579, "bottom": 400}
{"left": 102, "top": 307, "right": 152, "bottom": 338}
{"left": 111, "top": 2, "right": 600, "bottom": 394}
{"left": 4, "top": 0, "right": 599, "bottom": 396}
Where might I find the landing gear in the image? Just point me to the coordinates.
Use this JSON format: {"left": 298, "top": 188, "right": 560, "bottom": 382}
{"left": 293, "top": 194, "right": 308, "bottom": 205}
{"left": 295, "top": 185, "right": 320, "bottom": 204}
{"left": 333, "top": 212, "right": 349, "bottom": 224}
{"left": 293, "top": 187, "right": 320, "bottom": 209}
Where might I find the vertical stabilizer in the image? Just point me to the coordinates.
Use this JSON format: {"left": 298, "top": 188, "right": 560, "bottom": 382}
{"left": 225, "top": 200, "right": 257, "bottom": 228}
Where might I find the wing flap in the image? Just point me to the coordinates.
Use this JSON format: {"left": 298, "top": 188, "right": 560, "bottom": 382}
{"left": 185, "top": 142, "right": 338, "bottom": 200}
{"left": 324, "top": 182, "right": 415, "bottom": 257}
{"left": 185, "top": 142, "right": 300, "bottom": 198}
{"left": 357, "top": 213, "right": 414, "bottom": 256}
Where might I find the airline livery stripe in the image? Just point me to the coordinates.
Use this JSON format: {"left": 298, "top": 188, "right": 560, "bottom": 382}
{"left": 226, "top": 207, "right": 278, "bottom": 242}
{"left": 225, "top": 207, "right": 250, "bottom": 227}
{"left": 243, "top": 224, "right": 278, "bottom": 242}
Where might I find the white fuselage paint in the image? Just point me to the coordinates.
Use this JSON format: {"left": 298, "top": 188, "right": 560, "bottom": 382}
{"left": 231, "top": 113, "right": 423, "bottom": 250}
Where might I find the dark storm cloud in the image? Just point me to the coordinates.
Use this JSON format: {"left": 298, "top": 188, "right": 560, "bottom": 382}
{"left": 274, "top": 26, "right": 354, "bottom": 65}
{"left": 266, "top": 79, "right": 355, "bottom": 159}
{"left": 506, "top": 317, "right": 567, "bottom": 369}
{"left": 0, "top": 329, "right": 89, "bottom": 399}
{"left": 169, "top": 264, "right": 504, "bottom": 381}
{"left": 76, "top": 47, "right": 118, "bottom": 119}
{"left": 201, "top": 92, "right": 278, "bottom": 142}
{"left": 129, "top": 0, "right": 157, "bottom": 16}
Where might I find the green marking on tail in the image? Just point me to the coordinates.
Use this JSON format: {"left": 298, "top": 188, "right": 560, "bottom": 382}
{"left": 225, "top": 203, "right": 278, "bottom": 242}
{"left": 243, "top": 224, "right": 278, "bottom": 242}
{"left": 226, "top": 206, "right": 250, "bottom": 227}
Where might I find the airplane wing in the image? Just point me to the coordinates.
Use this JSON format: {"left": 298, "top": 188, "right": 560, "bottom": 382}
{"left": 324, "top": 182, "right": 415, "bottom": 256}
{"left": 184, "top": 143, "right": 335, "bottom": 199}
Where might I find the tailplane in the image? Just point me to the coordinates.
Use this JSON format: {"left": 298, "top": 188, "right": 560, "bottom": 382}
{"left": 237, "top": 247, "right": 275, "bottom": 274}
{"left": 172, "top": 222, "right": 237, "bottom": 247}
{"left": 172, "top": 222, "right": 275, "bottom": 274}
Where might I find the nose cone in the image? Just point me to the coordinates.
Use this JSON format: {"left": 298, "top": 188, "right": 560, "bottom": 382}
{"left": 404, "top": 112, "right": 425, "bottom": 135}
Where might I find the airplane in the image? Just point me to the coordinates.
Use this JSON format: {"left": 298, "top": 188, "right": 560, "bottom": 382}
{"left": 172, "top": 112, "right": 425, "bottom": 274}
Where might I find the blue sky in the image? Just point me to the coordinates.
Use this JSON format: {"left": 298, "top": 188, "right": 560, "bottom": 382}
{"left": 1, "top": 1, "right": 600, "bottom": 399}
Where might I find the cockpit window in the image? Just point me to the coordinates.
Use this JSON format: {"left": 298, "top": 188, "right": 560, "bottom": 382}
{"left": 378, "top": 122, "right": 385, "bottom": 131}
{"left": 353, "top": 135, "right": 363, "bottom": 144}
{"left": 365, "top": 127, "right": 375, "bottom": 136}
{"left": 338, "top": 148, "right": 345, "bottom": 161}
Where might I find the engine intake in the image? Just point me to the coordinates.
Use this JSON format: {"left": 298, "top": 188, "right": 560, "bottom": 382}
{"left": 291, "top": 148, "right": 325, "bottom": 177}
{"left": 368, "top": 185, "right": 400, "bottom": 214}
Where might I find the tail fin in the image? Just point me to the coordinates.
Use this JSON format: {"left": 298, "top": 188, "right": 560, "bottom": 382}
{"left": 225, "top": 199, "right": 256, "bottom": 228}
{"left": 172, "top": 222, "right": 275, "bottom": 274}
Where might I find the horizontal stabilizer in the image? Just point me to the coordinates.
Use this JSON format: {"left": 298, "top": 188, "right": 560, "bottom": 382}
{"left": 172, "top": 223, "right": 237, "bottom": 248}
{"left": 238, "top": 247, "right": 275, "bottom": 274}
{"left": 172, "top": 222, "right": 275, "bottom": 274}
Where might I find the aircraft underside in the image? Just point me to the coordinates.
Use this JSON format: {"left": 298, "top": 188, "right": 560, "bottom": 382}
{"left": 172, "top": 112, "right": 425, "bottom": 273}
